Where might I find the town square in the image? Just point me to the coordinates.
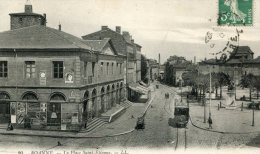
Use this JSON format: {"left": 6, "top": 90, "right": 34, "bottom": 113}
{"left": 0, "top": 0, "right": 259, "bottom": 153}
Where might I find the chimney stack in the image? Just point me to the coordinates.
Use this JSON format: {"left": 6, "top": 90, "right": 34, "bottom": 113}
{"left": 101, "top": 26, "right": 108, "bottom": 30}
{"left": 58, "top": 23, "right": 61, "bottom": 31}
{"left": 116, "top": 26, "right": 121, "bottom": 34}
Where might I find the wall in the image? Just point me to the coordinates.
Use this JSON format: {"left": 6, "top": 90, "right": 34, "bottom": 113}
{"left": 10, "top": 15, "right": 45, "bottom": 30}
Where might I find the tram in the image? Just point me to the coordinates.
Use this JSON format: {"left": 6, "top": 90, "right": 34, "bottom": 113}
{"left": 173, "top": 106, "right": 189, "bottom": 128}
{"left": 169, "top": 97, "right": 189, "bottom": 128}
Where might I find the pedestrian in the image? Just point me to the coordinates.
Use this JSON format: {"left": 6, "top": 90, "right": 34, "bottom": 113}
{"left": 6, "top": 120, "right": 13, "bottom": 131}
{"left": 208, "top": 117, "right": 213, "bottom": 129}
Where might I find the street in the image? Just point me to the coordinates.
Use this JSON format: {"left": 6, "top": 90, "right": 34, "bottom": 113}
{"left": 0, "top": 83, "right": 260, "bottom": 153}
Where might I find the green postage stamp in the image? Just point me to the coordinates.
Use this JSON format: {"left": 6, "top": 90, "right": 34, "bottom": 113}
{"left": 218, "top": 0, "right": 253, "bottom": 26}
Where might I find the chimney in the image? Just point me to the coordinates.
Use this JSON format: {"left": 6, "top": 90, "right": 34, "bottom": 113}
{"left": 116, "top": 26, "right": 121, "bottom": 34}
{"left": 43, "top": 13, "right": 47, "bottom": 26}
{"left": 122, "top": 31, "right": 130, "bottom": 42}
{"left": 101, "top": 26, "right": 108, "bottom": 30}
{"left": 131, "top": 39, "right": 134, "bottom": 43}
{"left": 58, "top": 24, "right": 61, "bottom": 31}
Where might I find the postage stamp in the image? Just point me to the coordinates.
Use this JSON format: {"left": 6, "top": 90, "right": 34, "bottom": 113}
{"left": 218, "top": 0, "right": 253, "bottom": 26}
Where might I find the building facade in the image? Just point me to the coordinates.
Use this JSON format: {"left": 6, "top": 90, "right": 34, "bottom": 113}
{"left": 82, "top": 26, "right": 147, "bottom": 102}
{"left": 0, "top": 4, "right": 126, "bottom": 131}
{"left": 198, "top": 46, "right": 260, "bottom": 84}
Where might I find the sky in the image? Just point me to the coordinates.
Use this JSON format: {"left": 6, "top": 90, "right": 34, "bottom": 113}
{"left": 0, "top": 0, "right": 259, "bottom": 63}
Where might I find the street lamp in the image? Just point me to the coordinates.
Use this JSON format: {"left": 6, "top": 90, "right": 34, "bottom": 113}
{"left": 252, "top": 101, "right": 255, "bottom": 126}
{"left": 209, "top": 66, "right": 212, "bottom": 118}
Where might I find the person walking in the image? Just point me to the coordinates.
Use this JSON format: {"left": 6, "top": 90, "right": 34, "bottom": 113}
{"left": 208, "top": 116, "right": 213, "bottom": 129}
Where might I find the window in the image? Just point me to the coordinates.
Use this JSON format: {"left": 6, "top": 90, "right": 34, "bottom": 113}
{"left": 107, "top": 63, "right": 109, "bottom": 75}
{"left": 84, "top": 62, "right": 87, "bottom": 77}
{"left": 19, "top": 17, "right": 23, "bottom": 23}
{"left": 117, "top": 63, "right": 119, "bottom": 74}
{"left": 112, "top": 63, "right": 114, "bottom": 74}
{"left": 100, "top": 62, "right": 103, "bottom": 74}
{"left": 25, "top": 61, "right": 36, "bottom": 78}
{"left": 120, "top": 63, "right": 122, "bottom": 74}
{"left": 92, "top": 62, "right": 95, "bottom": 76}
{"left": 0, "top": 61, "right": 8, "bottom": 78}
{"left": 53, "top": 61, "right": 63, "bottom": 78}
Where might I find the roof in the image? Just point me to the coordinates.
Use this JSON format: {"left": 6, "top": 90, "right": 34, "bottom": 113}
{"left": 82, "top": 38, "right": 120, "bottom": 55}
{"left": 83, "top": 39, "right": 109, "bottom": 52}
{"left": 0, "top": 25, "right": 91, "bottom": 51}
{"left": 231, "top": 46, "right": 254, "bottom": 56}
{"left": 82, "top": 27, "right": 137, "bottom": 55}
{"left": 9, "top": 12, "right": 44, "bottom": 17}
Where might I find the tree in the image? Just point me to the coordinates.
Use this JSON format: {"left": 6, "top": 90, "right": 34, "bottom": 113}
{"left": 214, "top": 72, "right": 231, "bottom": 99}
{"left": 240, "top": 73, "right": 257, "bottom": 101}
{"left": 141, "top": 54, "right": 148, "bottom": 83}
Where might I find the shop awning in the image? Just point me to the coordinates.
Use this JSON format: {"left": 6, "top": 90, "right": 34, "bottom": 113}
{"left": 129, "top": 83, "right": 147, "bottom": 95}
{"left": 139, "top": 81, "right": 148, "bottom": 87}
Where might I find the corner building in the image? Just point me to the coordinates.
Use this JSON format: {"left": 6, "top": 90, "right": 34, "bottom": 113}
{"left": 0, "top": 4, "right": 126, "bottom": 131}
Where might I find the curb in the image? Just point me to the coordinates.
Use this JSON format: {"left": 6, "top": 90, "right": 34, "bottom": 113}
{"left": 189, "top": 116, "right": 260, "bottom": 134}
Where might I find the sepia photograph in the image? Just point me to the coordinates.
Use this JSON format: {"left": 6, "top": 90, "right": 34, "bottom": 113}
{"left": 0, "top": 0, "right": 259, "bottom": 153}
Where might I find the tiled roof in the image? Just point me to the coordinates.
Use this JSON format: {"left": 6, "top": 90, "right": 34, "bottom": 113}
{"left": 0, "top": 25, "right": 91, "bottom": 51}
{"left": 83, "top": 39, "right": 109, "bottom": 52}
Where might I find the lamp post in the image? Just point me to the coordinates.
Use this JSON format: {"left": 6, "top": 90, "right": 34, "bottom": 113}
{"left": 209, "top": 66, "right": 212, "bottom": 118}
{"left": 180, "top": 79, "right": 183, "bottom": 102}
{"left": 252, "top": 101, "right": 255, "bottom": 126}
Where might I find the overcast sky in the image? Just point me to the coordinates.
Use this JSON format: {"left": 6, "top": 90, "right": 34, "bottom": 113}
{"left": 0, "top": 0, "right": 259, "bottom": 63}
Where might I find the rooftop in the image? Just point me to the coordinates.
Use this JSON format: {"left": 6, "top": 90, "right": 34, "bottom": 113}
{"left": 0, "top": 25, "right": 91, "bottom": 51}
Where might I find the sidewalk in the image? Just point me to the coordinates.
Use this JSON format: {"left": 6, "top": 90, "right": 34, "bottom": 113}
{"left": 0, "top": 91, "right": 155, "bottom": 138}
{"left": 189, "top": 100, "right": 260, "bottom": 134}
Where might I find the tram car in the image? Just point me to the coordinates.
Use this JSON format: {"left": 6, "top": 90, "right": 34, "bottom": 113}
{"left": 173, "top": 106, "right": 189, "bottom": 128}
{"left": 135, "top": 116, "right": 145, "bottom": 130}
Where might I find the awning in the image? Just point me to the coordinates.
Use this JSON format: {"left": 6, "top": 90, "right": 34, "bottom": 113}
{"left": 139, "top": 81, "right": 148, "bottom": 87}
{"left": 136, "top": 84, "right": 150, "bottom": 94}
{"left": 129, "top": 83, "right": 146, "bottom": 95}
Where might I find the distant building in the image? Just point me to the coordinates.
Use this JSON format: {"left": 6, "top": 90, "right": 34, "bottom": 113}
{"left": 0, "top": 3, "right": 126, "bottom": 131}
{"left": 165, "top": 56, "right": 192, "bottom": 86}
{"left": 147, "top": 59, "right": 159, "bottom": 81}
{"left": 198, "top": 46, "right": 260, "bottom": 84}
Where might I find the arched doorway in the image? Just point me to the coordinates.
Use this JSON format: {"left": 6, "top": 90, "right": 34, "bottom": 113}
{"left": 83, "top": 90, "right": 89, "bottom": 128}
{"left": 21, "top": 92, "right": 39, "bottom": 127}
{"left": 91, "top": 89, "right": 97, "bottom": 118}
{"left": 48, "top": 93, "right": 66, "bottom": 126}
{"left": 101, "top": 87, "right": 105, "bottom": 113}
{"left": 106, "top": 85, "right": 111, "bottom": 110}
{"left": 0, "top": 92, "right": 11, "bottom": 123}
{"left": 112, "top": 84, "right": 115, "bottom": 107}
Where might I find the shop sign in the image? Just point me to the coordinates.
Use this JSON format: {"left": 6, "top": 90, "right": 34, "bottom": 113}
{"left": 65, "top": 72, "right": 74, "bottom": 83}
{"left": 39, "top": 71, "right": 47, "bottom": 86}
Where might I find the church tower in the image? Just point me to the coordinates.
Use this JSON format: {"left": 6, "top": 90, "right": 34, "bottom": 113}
{"left": 9, "top": 0, "right": 47, "bottom": 30}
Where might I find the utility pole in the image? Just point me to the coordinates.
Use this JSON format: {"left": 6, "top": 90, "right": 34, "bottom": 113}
{"left": 209, "top": 66, "right": 212, "bottom": 118}
{"left": 252, "top": 102, "right": 255, "bottom": 126}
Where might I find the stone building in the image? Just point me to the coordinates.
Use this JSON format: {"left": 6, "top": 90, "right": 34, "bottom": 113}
{"left": 148, "top": 59, "right": 159, "bottom": 81}
{"left": 9, "top": 0, "right": 46, "bottom": 30}
{"left": 0, "top": 4, "right": 126, "bottom": 131}
{"left": 82, "top": 26, "right": 148, "bottom": 102}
